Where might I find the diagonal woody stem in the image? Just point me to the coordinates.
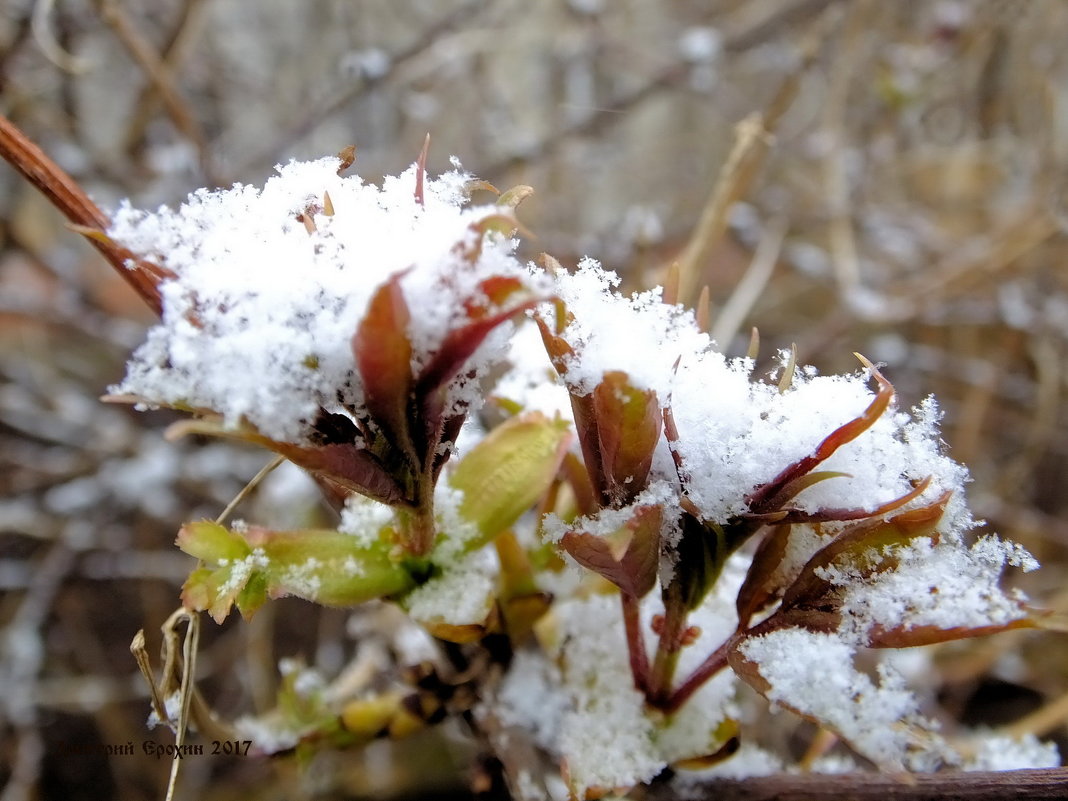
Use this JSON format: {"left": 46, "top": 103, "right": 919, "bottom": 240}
{"left": 0, "top": 113, "right": 166, "bottom": 314}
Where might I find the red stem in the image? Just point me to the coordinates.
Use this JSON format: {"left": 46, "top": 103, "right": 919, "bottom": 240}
{"left": 661, "top": 636, "right": 733, "bottom": 714}
{"left": 621, "top": 591, "right": 650, "bottom": 694}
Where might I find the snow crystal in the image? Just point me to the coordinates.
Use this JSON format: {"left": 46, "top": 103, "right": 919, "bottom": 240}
{"left": 338, "top": 495, "right": 396, "bottom": 546}
{"left": 491, "top": 320, "right": 573, "bottom": 420}
{"left": 739, "top": 628, "right": 944, "bottom": 770}
{"left": 671, "top": 356, "right": 968, "bottom": 526}
{"left": 819, "top": 535, "right": 1035, "bottom": 640}
{"left": 547, "top": 259, "right": 711, "bottom": 399}
{"left": 489, "top": 649, "right": 568, "bottom": 750}
{"left": 216, "top": 547, "right": 270, "bottom": 600}
{"left": 542, "top": 480, "right": 676, "bottom": 545}
{"left": 551, "top": 593, "right": 663, "bottom": 794}
{"left": 277, "top": 557, "right": 323, "bottom": 598}
{"left": 960, "top": 732, "right": 1060, "bottom": 771}
{"left": 403, "top": 547, "right": 498, "bottom": 626}
{"left": 146, "top": 691, "right": 183, "bottom": 729}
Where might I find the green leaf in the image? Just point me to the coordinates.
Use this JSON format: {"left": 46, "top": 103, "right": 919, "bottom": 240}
{"left": 666, "top": 514, "right": 724, "bottom": 611}
{"left": 244, "top": 526, "right": 417, "bottom": 607}
{"left": 497, "top": 184, "right": 534, "bottom": 209}
{"left": 449, "top": 411, "right": 573, "bottom": 551}
{"left": 236, "top": 571, "right": 269, "bottom": 620}
{"left": 176, "top": 520, "right": 251, "bottom": 563}
{"left": 180, "top": 522, "right": 417, "bottom": 621}
{"left": 180, "top": 563, "right": 253, "bottom": 624}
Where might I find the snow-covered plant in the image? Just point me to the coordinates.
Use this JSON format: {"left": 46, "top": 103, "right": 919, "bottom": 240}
{"left": 90, "top": 146, "right": 1057, "bottom": 797}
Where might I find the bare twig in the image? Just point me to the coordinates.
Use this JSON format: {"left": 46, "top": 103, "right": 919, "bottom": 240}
{"left": 652, "top": 768, "right": 1068, "bottom": 801}
{"left": 673, "top": 18, "right": 824, "bottom": 304}
{"left": 710, "top": 216, "right": 787, "bottom": 349}
{"left": 233, "top": 0, "right": 488, "bottom": 176}
{"left": 121, "top": 0, "right": 208, "bottom": 159}
{"left": 31, "top": 0, "right": 90, "bottom": 73}
{"left": 820, "top": 0, "right": 872, "bottom": 296}
{"left": 95, "top": 0, "right": 215, "bottom": 181}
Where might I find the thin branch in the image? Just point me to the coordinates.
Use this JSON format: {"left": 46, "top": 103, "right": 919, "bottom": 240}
{"left": 95, "top": 0, "right": 215, "bottom": 182}
{"left": 121, "top": 0, "right": 208, "bottom": 159}
{"left": 673, "top": 15, "right": 826, "bottom": 305}
{"left": 233, "top": 0, "right": 488, "bottom": 176}
{"left": 31, "top": 0, "right": 90, "bottom": 73}
{"left": 821, "top": 0, "right": 871, "bottom": 296}
{"left": 661, "top": 636, "right": 732, "bottom": 715}
{"left": 649, "top": 767, "right": 1068, "bottom": 801}
{"left": 710, "top": 216, "right": 787, "bottom": 349}
{"left": 482, "top": 0, "right": 845, "bottom": 181}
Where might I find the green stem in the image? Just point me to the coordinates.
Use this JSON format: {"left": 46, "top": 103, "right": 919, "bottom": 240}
{"left": 404, "top": 470, "right": 437, "bottom": 556}
{"left": 648, "top": 595, "right": 688, "bottom": 706}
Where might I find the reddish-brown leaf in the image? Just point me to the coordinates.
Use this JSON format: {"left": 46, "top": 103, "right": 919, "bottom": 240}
{"left": 592, "top": 371, "right": 662, "bottom": 506}
{"left": 534, "top": 307, "right": 575, "bottom": 374}
{"left": 747, "top": 356, "right": 894, "bottom": 514}
{"left": 166, "top": 418, "right": 407, "bottom": 506}
{"left": 867, "top": 616, "right": 1038, "bottom": 649}
{"left": 735, "top": 524, "right": 793, "bottom": 628}
{"left": 781, "top": 490, "right": 951, "bottom": 610}
{"left": 415, "top": 299, "right": 540, "bottom": 404}
{"left": 560, "top": 505, "right": 662, "bottom": 598}
{"left": 352, "top": 272, "right": 416, "bottom": 460}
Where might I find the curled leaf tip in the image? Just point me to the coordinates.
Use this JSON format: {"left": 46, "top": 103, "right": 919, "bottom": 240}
{"left": 336, "top": 144, "right": 357, "bottom": 174}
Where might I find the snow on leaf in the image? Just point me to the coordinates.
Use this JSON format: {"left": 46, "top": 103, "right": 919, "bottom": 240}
{"left": 560, "top": 504, "right": 662, "bottom": 598}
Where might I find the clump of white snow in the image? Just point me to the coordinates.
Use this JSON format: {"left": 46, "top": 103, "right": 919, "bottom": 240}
{"left": 739, "top": 627, "right": 947, "bottom": 771}
{"left": 109, "top": 157, "right": 547, "bottom": 442}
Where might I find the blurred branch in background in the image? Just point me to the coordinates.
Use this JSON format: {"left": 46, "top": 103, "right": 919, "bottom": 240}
{"left": 1, "top": 0, "right": 1067, "bottom": 799}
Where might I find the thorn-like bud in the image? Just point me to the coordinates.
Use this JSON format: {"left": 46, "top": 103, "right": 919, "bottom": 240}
{"left": 696, "top": 285, "right": 711, "bottom": 334}
{"left": 746, "top": 326, "right": 760, "bottom": 361}
{"left": 662, "top": 262, "right": 681, "bottom": 306}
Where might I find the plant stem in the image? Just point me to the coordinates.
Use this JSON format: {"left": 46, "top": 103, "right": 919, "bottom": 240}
{"left": 620, "top": 591, "right": 650, "bottom": 694}
{"left": 648, "top": 597, "right": 688, "bottom": 706}
{"left": 661, "top": 637, "right": 732, "bottom": 714}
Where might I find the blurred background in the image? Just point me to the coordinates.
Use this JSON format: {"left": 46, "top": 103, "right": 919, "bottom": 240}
{"left": 1, "top": 0, "right": 1066, "bottom": 798}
